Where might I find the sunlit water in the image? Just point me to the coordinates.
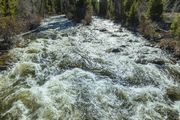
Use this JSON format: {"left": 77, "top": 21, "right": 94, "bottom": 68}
{"left": 0, "top": 15, "right": 180, "bottom": 120}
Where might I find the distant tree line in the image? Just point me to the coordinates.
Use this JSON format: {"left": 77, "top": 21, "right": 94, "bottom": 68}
{"left": 0, "top": 0, "right": 179, "bottom": 49}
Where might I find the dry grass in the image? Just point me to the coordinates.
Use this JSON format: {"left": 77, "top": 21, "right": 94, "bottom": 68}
{"left": 0, "top": 53, "right": 11, "bottom": 69}
{"left": 163, "top": 12, "right": 180, "bottom": 22}
{"left": 159, "top": 38, "right": 180, "bottom": 58}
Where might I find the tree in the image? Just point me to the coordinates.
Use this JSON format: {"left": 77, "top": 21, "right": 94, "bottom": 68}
{"left": 127, "top": 0, "right": 139, "bottom": 27}
{"left": 107, "top": 0, "right": 114, "bottom": 19}
{"left": 76, "top": 0, "right": 93, "bottom": 25}
{"left": 99, "top": 0, "right": 108, "bottom": 16}
{"left": 0, "top": 0, "right": 16, "bottom": 17}
{"left": 65, "top": 0, "right": 76, "bottom": 19}
{"left": 92, "top": 0, "right": 99, "bottom": 15}
{"left": 149, "top": 0, "right": 163, "bottom": 21}
{"left": 0, "top": 0, "right": 5, "bottom": 16}
{"left": 84, "top": 0, "right": 93, "bottom": 24}
{"left": 114, "top": 0, "right": 126, "bottom": 23}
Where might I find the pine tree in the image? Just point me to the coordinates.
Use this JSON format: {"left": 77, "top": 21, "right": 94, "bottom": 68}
{"left": 127, "top": 0, "right": 139, "bottom": 27}
{"left": 0, "top": 0, "right": 5, "bottom": 16}
{"left": 99, "top": 0, "right": 108, "bottom": 16}
{"left": 0, "top": 0, "right": 16, "bottom": 16}
{"left": 9, "top": 0, "right": 16, "bottom": 16}
{"left": 76, "top": 0, "right": 93, "bottom": 24}
{"left": 65, "top": 0, "right": 76, "bottom": 19}
{"left": 84, "top": 0, "right": 93, "bottom": 24}
{"left": 107, "top": 0, "right": 114, "bottom": 19}
{"left": 149, "top": 0, "right": 163, "bottom": 21}
{"left": 114, "top": 0, "right": 126, "bottom": 23}
{"left": 92, "top": 0, "right": 99, "bottom": 15}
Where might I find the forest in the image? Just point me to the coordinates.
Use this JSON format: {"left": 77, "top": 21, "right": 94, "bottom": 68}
{"left": 0, "top": 0, "right": 180, "bottom": 41}
{"left": 0, "top": 0, "right": 180, "bottom": 120}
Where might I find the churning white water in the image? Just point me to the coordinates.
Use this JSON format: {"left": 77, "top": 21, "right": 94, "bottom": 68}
{"left": 0, "top": 15, "right": 180, "bottom": 120}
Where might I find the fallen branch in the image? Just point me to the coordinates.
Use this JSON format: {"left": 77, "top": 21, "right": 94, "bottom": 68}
{"left": 17, "top": 28, "right": 39, "bottom": 37}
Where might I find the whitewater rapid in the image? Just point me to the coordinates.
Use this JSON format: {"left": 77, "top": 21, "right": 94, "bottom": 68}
{"left": 0, "top": 15, "right": 179, "bottom": 120}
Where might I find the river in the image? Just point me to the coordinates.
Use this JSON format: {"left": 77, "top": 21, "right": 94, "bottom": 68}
{"left": 0, "top": 15, "right": 179, "bottom": 120}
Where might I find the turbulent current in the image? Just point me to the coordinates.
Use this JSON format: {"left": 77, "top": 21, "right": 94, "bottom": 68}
{"left": 0, "top": 15, "right": 180, "bottom": 120}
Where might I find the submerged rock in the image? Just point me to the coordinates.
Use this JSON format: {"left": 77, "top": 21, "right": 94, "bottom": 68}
{"left": 99, "top": 28, "right": 107, "bottom": 32}
{"left": 166, "top": 86, "right": 180, "bottom": 101}
{"left": 112, "top": 48, "right": 122, "bottom": 53}
{"left": 10, "top": 63, "right": 36, "bottom": 78}
{"left": 174, "top": 48, "right": 180, "bottom": 58}
{"left": 135, "top": 58, "right": 171, "bottom": 65}
{"left": 61, "top": 33, "right": 68, "bottom": 37}
{"left": 111, "top": 34, "right": 120, "bottom": 37}
{"left": 165, "top": 65, "right": 180, "bottom": 82}
{"left": 149, "top": 58, "right": 166, "bottom": 65}
{"left": 154, "top": 105, "right": 179, "bottom": 120}
{"left": 106, "top": 48, "right": 123, "bottom": 53}
{"left": 0, "top": 53, "right": 11, "bottom": 70}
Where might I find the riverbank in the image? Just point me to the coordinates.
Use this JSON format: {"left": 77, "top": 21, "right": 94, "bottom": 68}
{"left": 131, "top": 12, "right": 180, "bottom": 61}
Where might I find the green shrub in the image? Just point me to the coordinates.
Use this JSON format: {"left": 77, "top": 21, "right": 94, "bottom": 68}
{"left": 171, "top": 15, "right": 180, "bottom": 38}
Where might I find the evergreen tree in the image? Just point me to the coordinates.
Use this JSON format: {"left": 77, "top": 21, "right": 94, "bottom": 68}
{"left": 114, "top": 0, "right": 126, "bottom": 23}
{"left": 0, "top": 0, "right": 16, "bottom": 16}
{"left": 44, "top": 0, "right": 55, "bottom": 14}
{"left": 127, "top": 0, "right": 139, "bottom": 27}
{"left": 0, "top": 0, "right": 6, "bottom": 16}
{"left": 99, "top": 0, "right": 108, "bottom": 16}
{"left": 107, "top": 0, "right": 114, "bottom": 19}
{"left": 65, "top": 0, "right": 76, "bottom": 19}
{"left": 92, "top": 0, "right": 99, "bottom": 15}
{"left": 149, "top": 0, "right": 163, "bottom": 21}
{"left": 76, "top": 0, "right": 93, "bottom": 24}
{"left": 84, "top": 0, "right": 93, "bottom": 24}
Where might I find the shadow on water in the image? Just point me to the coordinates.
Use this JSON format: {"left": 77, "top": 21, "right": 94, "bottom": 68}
{"left": 36, "top": 15, "right": 76, "bottom": 32}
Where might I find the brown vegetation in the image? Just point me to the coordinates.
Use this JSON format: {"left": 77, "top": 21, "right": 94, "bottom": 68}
{"left": 0, "top": 17, "right": 21, "bottom": 49}
{"left": 159, "top": 39, "right": 180, "bottom": 58}
{"left": 138, "top": 14, "right": 156, "bottom": 39}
